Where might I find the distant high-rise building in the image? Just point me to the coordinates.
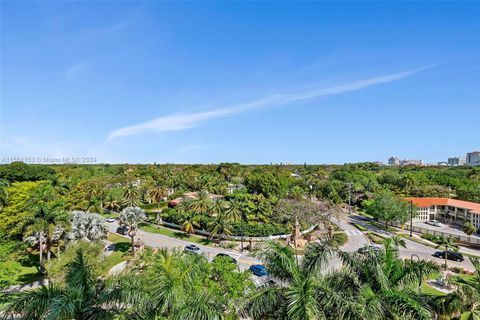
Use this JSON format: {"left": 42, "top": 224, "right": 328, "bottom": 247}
{"left": 388, "top": 156, "right": 400, "bottom": 165}
{"left": 466, "top": 151, "right": 480, "bottom": 166}
{"left": 447, "top": 156, "right": 465, "bottom": 167}
{"left": 401, "top": 159, "right": 423, "bottom": 166}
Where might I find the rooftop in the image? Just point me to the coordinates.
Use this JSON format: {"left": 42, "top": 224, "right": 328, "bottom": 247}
{"left": 405, "top": 197, "right": 480, "bottom": 214}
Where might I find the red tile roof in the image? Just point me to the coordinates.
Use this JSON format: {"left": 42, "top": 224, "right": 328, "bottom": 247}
{"left": 405, "top": 197, "right": 480, "bottom": 214}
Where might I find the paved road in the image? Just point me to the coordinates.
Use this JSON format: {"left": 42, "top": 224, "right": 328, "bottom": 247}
{"left": 108, "top": 222, "right": 260, "bottom": 271}
{"left": 350, "top": 215, "right": 475, "bottom": 271}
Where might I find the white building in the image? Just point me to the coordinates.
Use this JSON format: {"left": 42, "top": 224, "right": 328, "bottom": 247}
{"left": 407, "top": 197, "right": 480, "bottom": 229}
{"left": 448, "top": 156, "right": 465, "bottom": 166}
{"left": 466, "top": 151, "right": 480, "bottom": 166}
{"left": 388, "top": 157, "right": 400, "bottom": 165}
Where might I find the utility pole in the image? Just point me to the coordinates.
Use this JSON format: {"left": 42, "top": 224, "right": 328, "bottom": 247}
{"left": 410, "top": 200, "right": 413, "bottom": 237}
{"left": 348, "top": 183, "right": 352, "bottom": 215}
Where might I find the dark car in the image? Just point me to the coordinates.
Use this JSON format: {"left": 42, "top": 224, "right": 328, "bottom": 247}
{"left": 116, "top": 226, "right": 128, "bottom": 235}
{"left": 357, "top": 245, "right": 383, "bottom": 254}
{"left": 249, "top": 264, "right": 268, "bottom": 277}
{"left": 214, "top": 253, "right": 237, "bottom": 264}
{"left": 433, "top": 250, "right": 464, "bottom": 262}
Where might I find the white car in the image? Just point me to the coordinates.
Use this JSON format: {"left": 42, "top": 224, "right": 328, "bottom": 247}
{"left": 425, "top": 220, "right": 442, "bottom": 227}
{"left": 106, "top": 217, "right": 115, "bottom": 223}
{"left": 184, "top": 244, "right": 204, "bottom": 255}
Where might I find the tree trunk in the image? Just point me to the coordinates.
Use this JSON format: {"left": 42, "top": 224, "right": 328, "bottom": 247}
{"left": 385, "top": 221, "right": 388, "bottom": 229}
{"left": 39, "top": 232, "right": 43, "bottom": 272}
{"left": 130, "top": 235, "right": 135, "bottom": 255}
{"left": 47, "top": 237, "right": 51, "bottom": 261}
{"left": 444, "top": 246, "right": 448, "bottom": 271}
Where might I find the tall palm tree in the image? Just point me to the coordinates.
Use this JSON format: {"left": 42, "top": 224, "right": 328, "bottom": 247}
{"left": 0, "top": 248, "right": 123, "bottom": 319}
{"left": 123, "top": 183, "right": 140, "bottom": 207}
{"left": 225, "top": 198, "right": 243, "bottom": 222}
{"left": 245, "top": 240, "right": 358, "bottom": 320}
{"left": 191, "top": 190, "right": 212, "bottom": 215}
{"left": 432, "top": 257, "right": 480, "bottom": 320}
{"left": 119, "top": 206, "right": 146, "bottom": 255}
{"left": 147, "top": 185, "right": 167, "bottom": 224}
{"left": 209, "top": 213, "right": 233, "bottom": 242}
{"left": 117, "top": 249, "right": 245, "bottom": 319}
{"left": 338, "top": 240, "right": 439, "bottom": 320}
{"left": 24, "top": 202, "right": 70, "bottom": 269}
{"left": 435, "top": 236, "right": 458, "bottom": 270}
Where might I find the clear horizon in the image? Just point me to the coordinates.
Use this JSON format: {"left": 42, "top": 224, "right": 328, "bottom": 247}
{"left": 1, "top": 2, "right": 479, "bottom": 164}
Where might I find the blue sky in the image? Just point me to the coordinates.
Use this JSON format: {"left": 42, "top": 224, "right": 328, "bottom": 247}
{"left": 1, "top": 2, "right": 479, "bottom": 164}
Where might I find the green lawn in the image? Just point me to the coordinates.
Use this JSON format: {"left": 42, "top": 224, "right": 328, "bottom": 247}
{"left": 140, "top": 224, "right": 214, "bottom": 246}
{"left": 421, "top": 282, "right": 445, "bottom": 296}
{"left": 102, "top": 233, "right": 133, "bottom": 275}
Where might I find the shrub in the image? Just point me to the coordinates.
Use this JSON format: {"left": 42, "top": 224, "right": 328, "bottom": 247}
{"left": 231, "top": 222, "right": 290, "bottom": 237}
{"left": 353, "top": 223, "right": 367, "bottom": 231}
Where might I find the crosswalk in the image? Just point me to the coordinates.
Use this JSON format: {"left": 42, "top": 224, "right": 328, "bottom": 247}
{"left": 345, "top": 230, "right": 364, "bottom": 236}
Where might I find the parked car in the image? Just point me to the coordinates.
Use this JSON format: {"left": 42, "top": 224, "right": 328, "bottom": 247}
{"left": 214, "top": 253, "right": 237, "bottom": 264}
{"left": 249, "top": 264, "right": 268, "bottom": 277}
{"left": 426, "top": 220, "right": 442, "bottom": 227}
{"left": 357, "top": 245, "right": 383, "bottom": 254}
{"left": 104, "top": 244, "right": 115, "bottom": 251}
{"left": 184, "top": 244, "right": 204, "bottom": 255}
{"left": 116, "top": 226, "right": 128, "bottom": 235}
{"left": 433, "top": 250, "right": 464, "bottom": 262}
{"left": 106, "top": 217, "right": 115, "bottom": 223}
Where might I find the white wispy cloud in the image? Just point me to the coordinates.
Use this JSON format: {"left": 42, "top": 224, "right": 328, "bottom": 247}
{"left": 107, "top": 66, "right": 429, "bottom": 141}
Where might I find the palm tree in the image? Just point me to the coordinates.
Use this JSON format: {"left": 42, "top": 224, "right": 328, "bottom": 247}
{"left": 181, "top": 213, "right": 200, "bottom": 235}
{"left": 147, "top": 185, "right": 167, "bottom": 224}
{"left": 0, "top": 248, "right": 123, "bottom": 319}
{"left": 432, "top": 257, "right": 480, "bottom": 320}
{"left": 463, "top": 222, "right": 476, "bottom": 242}
{"left": 209, "top": 199, "right": 229, "bottom": 217}
{"left": 69, "top": 211, "right": 108, "bottom": 241}
{"left": 209, "top": 213, "right": 233, "bottom": 242}
{"left": 435, "top": 235, "right": 458, "bottom": 271}
{"left": 119, "top": 206, "right": 146, "bottom": 255}
{"left": 191, "top": 190, "right": 212, "bottom": 215}
{"left": 225, "top": 198, "right": 243, "bottom": 222}
{"left": 103, "top": 195, "right": 121, "bottom": 213}
{"left": 123, "top": 183, "right": 140, "bottom": 207}
{"left": 245, "top": 240, "right": 358, "bottom": 320}
{"left": 24, "top": 202, "right": 69, "bottom": 269}
{"left": 85, "top": 196, "right": 103, "bottom": 214}
{"left": 338, "top": 240, "right": 439, "bottom": 319}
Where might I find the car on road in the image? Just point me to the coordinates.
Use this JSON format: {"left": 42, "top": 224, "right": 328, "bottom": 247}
{"left": 104, "top": 244, "right": 115, "bottom": 251}
{"left": 184, "top": 244, "right": 204, "bottom": 255}
{"left": 425, "top": 220, "right": 442, "bottom": 227}
{"left": 249, "top": 264, "right": 268, "bottom": 277}
{"left": 357, "top": 245, "right": 383, "bottom": 254}
{"left": 116, "top": 226, "right": 128, "bottom": 235}
{"left": 214, "top": 253, "right": 237, "bottom": 264}
{"left": 433, "top": 250, "right": 464, "bottom": 262}
{"left": 106, "top": 217, "right": 115, "bottom": 223}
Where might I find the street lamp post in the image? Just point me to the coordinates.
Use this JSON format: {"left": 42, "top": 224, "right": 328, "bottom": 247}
{"left": 410, "top": 200, "right": 413, "bottom": 237}
{"left": 410, "top": 254, "right": 422, "bottom": 290}
{"left": 348, "top": 183, "right": 352, "bottom": 215}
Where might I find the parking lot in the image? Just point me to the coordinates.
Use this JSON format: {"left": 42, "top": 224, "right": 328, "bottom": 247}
{"left": 413, "top": 221, "right": 480, "bottom": 240}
